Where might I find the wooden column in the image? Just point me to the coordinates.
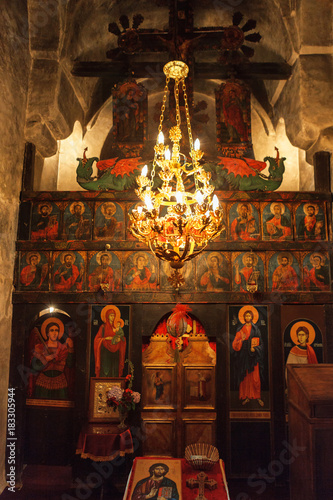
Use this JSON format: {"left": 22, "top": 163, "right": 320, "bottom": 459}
{"left": 313, "top": 151, "right": 331, "bottom": 193}
{"left": 21, "top": 142, "right": 35, "bottom": 191}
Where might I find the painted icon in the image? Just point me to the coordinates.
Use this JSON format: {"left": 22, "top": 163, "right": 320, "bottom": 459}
{"left": 229, "top": 202, "right": 259, "bottom": 241}
{"left": 88, "top": 251, "right": 121, "bottom": 292}
{"left": 53, "top": 251, "right": 85, "bottom": 291}
{"left": 64, "top": 201, "right": 92, "bottom": 240}
{"left": 197, "top": 252, "right": 230, "bottom": 291}
{"left": 20, "top": 251, "right": 49, "bottom": 291}
{"left": 296, "top": 202, "right": 326, "bottom": 240}
{"left": 233, "top": 252, "right": 264, "bottom": 292}
{"left": 269, "top": 252, "right": 300, "bottom": 292}
{"left": 94, "top": 201, "right": 124, "bottom": 240}
{"left": 262, "top": 202, "right": 292, "bottom": 240}
{"left": 303, "top": 252, "right": 330, "bottom": 291}
{"left": 31, "top": 202, "right": 60, "bottom": 240}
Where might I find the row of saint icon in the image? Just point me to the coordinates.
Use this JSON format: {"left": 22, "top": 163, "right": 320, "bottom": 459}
{"left": 18, "top": 249, "right": 330, "bottom": 292}
{"left": 28, "top": 200, "right": 328, "bottom": 242}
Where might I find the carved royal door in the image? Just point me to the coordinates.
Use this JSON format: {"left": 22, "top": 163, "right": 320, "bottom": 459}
{"left": 141, "top": 318, "right": 216, "bottom": 457}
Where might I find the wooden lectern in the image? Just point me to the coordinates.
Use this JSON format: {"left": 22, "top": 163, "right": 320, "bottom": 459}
{"left": 287, "top": 364, "right": 333, "bottom": 500}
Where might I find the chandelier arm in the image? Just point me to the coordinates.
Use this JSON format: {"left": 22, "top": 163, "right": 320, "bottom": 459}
{"left": 178, "top": 235, "right": 191, "bottom": 261}
{"left": 182, "top": 244, "right": 208, "bottom": 263}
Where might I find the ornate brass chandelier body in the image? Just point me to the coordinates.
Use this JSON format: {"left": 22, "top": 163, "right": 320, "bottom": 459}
{"left": 128, "top": 61, "right": 225, "bottom": 287}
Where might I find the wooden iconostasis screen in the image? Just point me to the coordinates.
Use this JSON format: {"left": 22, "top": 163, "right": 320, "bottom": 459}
{"left": 12, "top": 189, "right": 332, "bottom": 474}
{"left": 17, "top": 196, "right": 331, "bottom": 294}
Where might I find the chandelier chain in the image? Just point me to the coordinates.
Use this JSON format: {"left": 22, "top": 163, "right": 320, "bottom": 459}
{"left": 158, "top": 77, "right": 170, "bottom": 134}
{"left": 174, "top": 79, "right": 181, "bottom": 128}
{"left": 182, "top": 79, "right": 199, "bottom": 190}
{"left": 151, "top": 76, "right": 170, "bottom": 187}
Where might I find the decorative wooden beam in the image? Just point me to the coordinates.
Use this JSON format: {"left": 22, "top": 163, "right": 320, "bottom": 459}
{"left": 71, "top": 61, "right": 292, "bottom": 80}
{"left": 195, "top": 62, "right": 292, "bottom": 80}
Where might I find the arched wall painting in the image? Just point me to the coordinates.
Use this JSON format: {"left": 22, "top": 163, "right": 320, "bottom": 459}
{"left": 282, "top": 305, "right": 325, "bottom": 364}
{"left": 90, "top": 305, "right": 130, "bottom": 379}
{"left": 229, "top": 305, "right": 270, "bottom": 412}
{"left": 284, "top": 319, "right": 323, "bottom": 368}
{"left": 26, "top": 313, "right": 75, "bottom": 408}
{"left": 215, "top": 80, "right": 252, "bottom": 158}
{"left": 281, "top": 304, "right": 325, "bottom": 411}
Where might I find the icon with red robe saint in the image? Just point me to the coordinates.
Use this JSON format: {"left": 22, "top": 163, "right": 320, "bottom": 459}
{"left": 269, "top": 252, "right": 300, "bottom": 292}
{"left": 217, "top": 80, "right": 251, "bottom": 145}
{"left": 124, "top": 252, "right": 158, "bottom": 291}
{"left": 19, "top": 251, "right": 49, "bottom": 291}
{"left": 31, "top": 202, "right": 60, "bottom": 240}
{"left": 53, "top": 251, "right": 85, "bottom": 292}
{"left": 303, "top": 252, "right": 330, "bottom": 292}
{"left": 233, "top": 252, "right": 264, "bottom": 293}
{"left": 93, "top": 305, "right": 127, "bottom": 378}
{"left": 231, "top": 306, "right": 265, "bottom": 408}
{"left": 229, "top": 202, "right": 259, "bottom": 241}
{"left": 28, "top": 316, "right": 75, "bottom": 402}
{"left": 88, "top": 251, "right": 121, "bottom": 292}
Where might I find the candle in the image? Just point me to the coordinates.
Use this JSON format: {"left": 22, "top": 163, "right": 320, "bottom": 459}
{"left": 158, "top": 131, "right": 164, "bottom": 144}
{"left": 144, "top": 194, "right": 153, "bottom": 211}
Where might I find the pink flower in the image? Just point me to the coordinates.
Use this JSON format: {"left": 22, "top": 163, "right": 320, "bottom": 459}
{"left": 107, "top": 386, "right": 123, "bottom": 402}
{"left": 132, "top": 391, "right": 141, "bottom": 404}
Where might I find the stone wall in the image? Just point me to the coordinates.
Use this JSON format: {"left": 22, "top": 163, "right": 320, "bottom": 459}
{"left": 0, "top": 1, "right": 30, "bottom": 492}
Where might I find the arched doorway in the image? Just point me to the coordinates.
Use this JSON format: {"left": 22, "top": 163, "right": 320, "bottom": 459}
{"left": 141, "top": 307, "right": 216, "bottom": 457}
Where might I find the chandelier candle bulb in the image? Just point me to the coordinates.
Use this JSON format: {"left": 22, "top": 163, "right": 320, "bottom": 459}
{"left": 165, "top": 148, "right": 171, "bottom": 161}
{"left": 158, "top": 131, "right": 164, "bottom": 144}
{"left": 176, "top": 191, "right": 183, "bottom": 204}
{"left": 144, "top": 195, "right": 153, "bottom": 211}
{"left": 212, "top": 195, "right": 219, "bottom": 211}
{"left": 141, "top": 164, "right": 148, "bottom": 177}
{"left": 194, "top": 138, "right": 200, "bottom": 151}
{"left": 196, "top": 191, "right": 204, "bottom": 205}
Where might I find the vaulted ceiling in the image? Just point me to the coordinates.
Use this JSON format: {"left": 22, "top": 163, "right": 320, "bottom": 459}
{"left": 25, "top": 0, "right": 333, "bottom": 163}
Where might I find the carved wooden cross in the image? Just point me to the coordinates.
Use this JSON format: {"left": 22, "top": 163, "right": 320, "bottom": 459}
{"left": 72, "top": 0, "right": 291, "bottom": 83}
{"left": 186, "top": 471, "right": 218, "bottom": 500}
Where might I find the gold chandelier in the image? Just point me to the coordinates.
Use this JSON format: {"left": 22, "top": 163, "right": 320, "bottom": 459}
{"left": 128, "top": 61, "right": 225, "bottom": 287}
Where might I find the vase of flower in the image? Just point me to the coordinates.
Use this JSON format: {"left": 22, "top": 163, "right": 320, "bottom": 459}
{"left": 106, "top": 360, "right": 141, "bottom": 430}
{"left": 118, "top": 406, "right": 128, "bottom": 430}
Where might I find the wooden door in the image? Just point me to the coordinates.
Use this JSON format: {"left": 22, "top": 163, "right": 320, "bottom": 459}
{"left": 141, "top": 320, "right": 216, "bottom": 457}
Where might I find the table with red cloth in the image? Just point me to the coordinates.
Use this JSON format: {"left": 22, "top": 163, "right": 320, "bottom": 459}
{"left": 123, "top": 457, "right": 230, "bottom": 500}
{"left": 76, "top": 423, "right": 133, "bottom": 462}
